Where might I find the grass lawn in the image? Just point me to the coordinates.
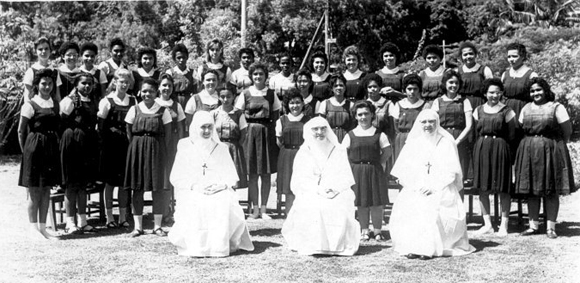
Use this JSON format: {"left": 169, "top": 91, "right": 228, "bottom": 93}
{"left": 0, "top": 151, "right": 579, "bottom": 283}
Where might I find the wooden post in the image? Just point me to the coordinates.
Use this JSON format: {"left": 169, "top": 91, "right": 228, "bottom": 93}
{"left": 325, "top": 1, "right": 329, "bottom": 55}
{"left": 241, "top": 0, "right": 247, "bottom": 46}
{"left": 442, "top": 40, "right": 446, "bottom": 70}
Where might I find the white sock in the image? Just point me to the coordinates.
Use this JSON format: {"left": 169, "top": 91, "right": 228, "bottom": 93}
{"left": 134, "top": 215, "right": 143, "bottom": 231}
{"left": 153, "top": 214, "right": 163, "bottom": 230}
{"left": 529, "top": 220, "right": 540, "bottom": 230}
{"left": 500, "top": 217, "right": 509, "bottom": 230}
{"left": 482, "top": 215, "right": 492, "bottom": 227}
{"left": 78, "top": 214, "right": 88, "bottom": 227}
{"left": 66, "top": 216, "right": 76, "bottom": 228}
{"left": 30, "top": 222, "right": 39, "bottom": 231}
{"left": 547, "top": 220, "right": 557, "bottom": 231}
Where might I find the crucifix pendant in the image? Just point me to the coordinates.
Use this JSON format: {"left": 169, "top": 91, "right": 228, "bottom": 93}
{"left": 425, "top": 162, "right": 432, "bottom": 174}
{"left": 202, "top": 163, "right": 208, "bottom": 175}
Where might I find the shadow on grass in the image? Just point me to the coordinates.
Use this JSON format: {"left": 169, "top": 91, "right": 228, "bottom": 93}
{"left": 250, "top": 228, "right": 281, "bottom": 237}
{"left": 554, "top": 221, "right": 580, "bottom": 237}
{"left": 240, "top": 240, "right": 282, "bottom": 254}
{"left": 356, "top": 244, "right": 390, "bottom": 255}
{"left": 469, "top": 239, "right": 501, "bottom": 252}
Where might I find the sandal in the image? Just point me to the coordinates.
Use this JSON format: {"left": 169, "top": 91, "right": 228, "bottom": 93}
{"left": 361, "top": 231, "right": 370, "bottom": 241}
{"left": 152, "top": 228, "right": 167, "bottom": 237}
{"left": 374, "top": 232, "right": 385, "bottom": 241}
{"left": 106, "top": 221, "right": 119, "bottom": 229}
{"left": 119, "top": 221, "right": 130, "bottom": 228}
{"left": 81, "top": 225, "right": 98, "bottom": 233}
{"left": 129, "top": 229, "right": 144, "bottom": 238}
{"left": 65, "top": 226, "right": 82, "bottom": 235}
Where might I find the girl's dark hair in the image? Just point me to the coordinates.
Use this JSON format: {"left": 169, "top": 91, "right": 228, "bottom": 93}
{"left": 506, "top": 42, "right": 527, "bottom": 60}
{"left": 310, "top": 51, "right": 328, "bottom": 72}
{"left": 295, "top": 68, "right": 313, "bottom": 93}
{"left": 402, "top": 73, "right": 423, "bottom": 92}
{"left": 171, "top": 44, "right": 189, "bottom": 60}
{"left": 458, "top": 41, "right": 477, "bottom": 60}
{"left": 32, "top": 69, "right": 56, "bottom": 95}
{"left": 238, "top": 47, "right": 254, "bottom": 59}
{"left": 201, "top": 69, "right": 220, "bottom": 81}
{"left": 288, "top": 89, "right": 305, "bottom": 103}
{"left": 439, "top": 70, "right": 463, "bottom": 94}
{"left": 59, "top": 41, "right": 80, "bottom": 56}
{"left": 329, "top": 74, "right": 347, "bottom": 91}
{"left": 362, "top": 73, "right": 383, "bottom": 90}
{"left": 527, "top": 77, "right": 555, "bottom": 102}
{"left": 34, "top": 37, "right": 52, "bottom": 50}
{"left": 481, "top": 78, "right": 504, "bottom": 94}
{"left": 216, "top": 84, "right": 236, "bottom": 95}
{"left": 74, "top": 72, "right": 95, "bottom": 87}
{"left": 351, "top": 100, "right": 376, "bottom": 119}
{"left": 141, "top": 77, "right": 159, "bottom": 90}
{"left": 159, "top": 73, "right": 174, "bottom": 85}
{"left": 248, "top": 62, "right": 269, "bottom": 83}
{"left": 422, "top": 44, "right": 443, "bottom": 59}
{"left": 379, "top": 42, "right": 400, "bottom": 63}
{"left": 110, "top": 38, "right": 125, "bottom": 50}
{"left": 80, "top": 42, "right": 98, "bottom": 55}
{"left": 137, "top": 47, "right": 157, "bottom": 68}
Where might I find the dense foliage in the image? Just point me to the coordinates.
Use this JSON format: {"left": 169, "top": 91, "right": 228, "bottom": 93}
{"left": 1, "top": 0, "right": 579, "bottom": 153}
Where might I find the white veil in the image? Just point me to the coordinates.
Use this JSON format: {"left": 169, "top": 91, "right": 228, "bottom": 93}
{"left": 189, "top": 111, "right": 223, "bottom": 147}
{"left": 302, "top": 116, "right": 340, "bottom": 148}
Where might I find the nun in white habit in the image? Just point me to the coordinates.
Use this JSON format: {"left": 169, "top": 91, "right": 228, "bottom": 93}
{"left": 282, "top": 116, "right": 360, "bottom": 256}
{"left": 168, "top": 111, "right": 254, "bottom": 257}
{"left": 390, "top": 109, "right": 475, "bottom": 260}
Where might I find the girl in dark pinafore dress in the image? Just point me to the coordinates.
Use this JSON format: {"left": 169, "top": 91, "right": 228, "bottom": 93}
{"left": 155, "top": 74, "right": 186, "bottom": 221}
{"left": 390, "top": 74, "right": 425, "bottom": 161}
{"left": 343, "top": 100, "right": 391, "bottom": 241}
{"left": 317, "top": 75, "right": 354, "bottom": 143}
{"left": 18, "top": 69, "right": 61, "bottom": 240}
{"left": 124, "top": 78, "right": 172, "bottom": 237}
{"left": 310, "top": 51, "right": 331, "bottom": 102}
{"left": 57, "top": 42, "right": 81, "bottom": 100}
{"left": 515, "top": 78, "right": 575, "bottom": 239}
{"left": 342, "top": 45, "right": 366, "bottom": 101}
{"left": 130, "top": 47, "right": 161, "bottom": 99}
{"left": 234, "top": 62, "right": 281, "bottom": 219}
{"left": 211, "top": 85, "right": 248, "bottom": 189}
{"left": 501, "top": 43, "right": 538, "bottom": 119}
{"left": 376, "top": 42, "right": 405, "bottom": 102}
{"left": 294, "top": 69, "right": 318, "bottom": 119}
{"left": 184, "top": 69, "right": 221, "bottom": 129}
{"left": 419, "top": 45, "right": 446, "bottom": 108}
{"left": 457, "top": 42, "right": 494, "bottom": 110}
{"left": 430, "top": 71, "right": 473, "bottom": 185}
{"left": 276, "top": 91, "right": 310, "bottom": 215}
{"left": 59, "top": 73, "right": 99, "bottom": 234}
{"left": 97, "top": 68, "right": 136, "bottom": 229}
{"left": 473, "top": 78, "right": 517, "bottom": 236}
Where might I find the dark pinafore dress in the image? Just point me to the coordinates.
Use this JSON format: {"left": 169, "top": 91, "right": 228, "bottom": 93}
{"left": 87, "top": 69, "right": 104, "bottom": 101}
{"left": 172, "top": 69, "right": 197, "bottom": 108}
{"left": 124, "top": 105, "right": 166, "bottom": 191}
{"left": 60, "top": 94, "right": 99, "bottom": 187}
{"left": 214, "top": 108, "right": 248, "bottom": 188}
{"left": 458, "top": 65, "right": 487, "bottom": 110}
{"left": 130, "top": 69, "right": 161, "bottom": 99}
{"left": 348, "top": 129, "right": 389, "bottom": 207}
{"left": 344, "top": 71, "right": 366, "bottom": 101}
{"left": 376, "top": 69, "right": 405, "bottom": 102}
{"left": 242, "top": 89, "right": 278, "bottom": 174}
{"left": 165, "top": 101, "right": 181, "bottom": 190}
{"left": 303, "top": 97, "right": 318, "bottom": 119}
{"left": 473, "top": 105, "right": 513, "bottom": 193}
{"left": 324, "top": 99, "right": 353, "bottom": 143}
{"left": 514, "top": 102, "right": 576, "bottom": 196}
{"left": 58, "top": 69, "right": 81, "bottom": 98}
{"left": 193, "top": 94, "right": 220, "bottom": 112}
{"left": 502, "top": 69, "right": 533, "bottom": 118}
{"left": 100, "top": 96, "right": 136, "bottom": 186}
{"left": 437, "top": 96, "right": 470, "bottom": 178}
{"left": 393, "top": 101, "right": 425, "bottom": 161}
{"left": 276, "top": 115, "right": 309, "bottom": 195}
{"left": 419, "top": 70, "right": 443, "bottom": 107}
{"left": 312, "top": 74, "right": 331, "bottom": 102}
{"left": 18, "top": 100, "right": 61, "bottom": 188}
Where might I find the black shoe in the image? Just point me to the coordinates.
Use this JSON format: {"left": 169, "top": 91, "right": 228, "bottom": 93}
{"left": 546, "top": 229, "right": 558, "bottom": 239}
{"left": 152, "top": 228, "right": 167, "bottom": 237}
{"left": 405, "top": 253, "right": 420, "bottom": 259}
{"left": 463, "top": 179, "right": 473, "bottom": 187}
{"left": 419, "top": 255, "right": 432, "bottom": 260}
{"left": 520, "top": 228, "right": 539, "bottom": 236}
